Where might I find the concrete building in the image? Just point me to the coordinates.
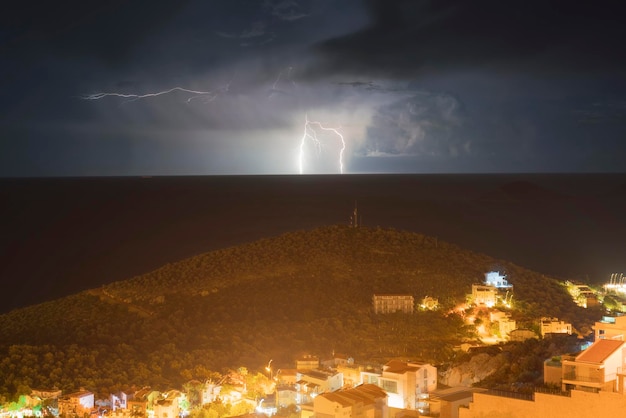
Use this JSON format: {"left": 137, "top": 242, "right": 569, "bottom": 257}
{"left": 373, "top": 294, "right": 415, "bottom": 314}
{"left": 296, "top": 369, "right": 343, "bottom": 405}
{"left": 58, "top": 390, "right": 94, "bottom": 417}
{"left": 594, "top": 315, "right": 626, "bottom": 341}
{"left": 484, "top": 271, "right": 512, "bottom": 289}
{"left": 110, "top": 392, "right": 128, "bottom": 411}
{"left": 561, "top": 339, "right": 626, "bottom": 392}
{"left": 378, "top": 360, "right": 437, "bottom": 410}
{"left": 470, "top": 285, "right": 496, "bottom": 307}
{"left": 296, "top": 355, "right": 320, "bottom": 371}
{"left": 540, "top": 317, "right": 572, "bottom": 337}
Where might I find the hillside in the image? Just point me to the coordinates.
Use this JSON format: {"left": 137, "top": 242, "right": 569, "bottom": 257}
{"left": 0, "top": 225, "right": 594, "bottom": 397}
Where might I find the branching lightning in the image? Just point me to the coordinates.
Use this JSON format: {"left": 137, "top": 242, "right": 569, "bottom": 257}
{"left": 82, "top": 69, "right": 349, "bottom": 175}
{"left": 82, "top": 84, "right": 229, "bottom": 104}
{"left": 298, "top": 114, "right": 346, "bottom": 174}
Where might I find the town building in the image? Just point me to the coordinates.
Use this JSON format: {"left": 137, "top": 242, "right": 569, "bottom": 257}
{"left": 58, "top": 389, "right": 94, "bottom": 417}
{"left": 470, "top": 285, "right": 497, "bottom": 307}
{"left": 110, "top": 392, "right": 128, "bottom": 411}
{"left": 296, "top": 355, "right": 320, "bottom": 371}
{"left": 361, "top": 367, "right": 382, "bottom": 387}
{"left": 561, "top": 339, "right": 626, "bottom": 392}
{"left": 296, "top": 369, "right": 343, "bottom": 405}
{"left": 594, "top": 315, "right": 626, "bottom": 341}
{"left": 484, "top": 271, "right": 512, "bottom": 289}
{"left": 373, "top": 294, "right": 415, "bottom": 314}
{"left": 378, "top": 360, "right": 437, "bottom": 410}
{"left": 540, "top": 317, "right": 572, "bottom": 337}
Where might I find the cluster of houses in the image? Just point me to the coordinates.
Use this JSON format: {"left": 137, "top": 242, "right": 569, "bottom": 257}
{"left": 11, "top": 271, "right": 626, "bottom": 418}
{"left": 15, "top": 355, "right": 442, "bottom": 418}
{"left": 374, "top": 271, "right": 576, "bottom": 343}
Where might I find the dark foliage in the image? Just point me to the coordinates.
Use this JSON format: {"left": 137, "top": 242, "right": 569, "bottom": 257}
{"left": 0, "top": 226, "right": 595, "bottom": 399}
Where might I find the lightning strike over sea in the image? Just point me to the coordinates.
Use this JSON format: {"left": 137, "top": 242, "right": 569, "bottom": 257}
{"left": 298, "top": 114, "right": 346, "bottom": 175}
{"left": 82, "top": 85, "right": 228, "bottom": 103}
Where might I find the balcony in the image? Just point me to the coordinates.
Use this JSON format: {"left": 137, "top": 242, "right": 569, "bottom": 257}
{"left": 562, "top": 369, "right": 604, "bottom": 387}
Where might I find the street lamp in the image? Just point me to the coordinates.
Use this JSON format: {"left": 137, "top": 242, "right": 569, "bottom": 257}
{"left": 265, "top": 359, "right": 273, "bottom": 380}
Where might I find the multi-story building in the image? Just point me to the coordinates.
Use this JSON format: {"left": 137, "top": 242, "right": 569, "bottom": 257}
{"left": 296, "top": 369, "right": 343, "bottom": 405}
{"left": 471, "top": 285, "right": 497, "bottom": 307}
{"left": 373, "top": 294, "right": 415, "bottom": 314}
{"left": 58, "top": 390, "right": 94, "bottom": 417}
{"left": 313, "top": 384, "right": 388, "bottom": 418}
{"left": 595, "top": 315, "right": 626, "bottom": 341}
{"left": 540, "top": 317, "right": 572, "bottom": 337}
{"left": 296, "top": 355, "right": 320, "bottom": 371}
{"left": 110, "top": 392, "right": 128, "bottom": 411}
{"left": 561, "top": 339, "right": 626, "bottom": 392}
{"left": 378, "top": 360, "right": 437, "bottom": 410}
{"left": 484, "top": 272, "right": 513, "bottom": 289}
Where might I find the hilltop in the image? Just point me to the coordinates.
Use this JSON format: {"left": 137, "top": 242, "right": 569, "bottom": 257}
{"left": 0, "top": 225, "right": 594, "bottom": 397}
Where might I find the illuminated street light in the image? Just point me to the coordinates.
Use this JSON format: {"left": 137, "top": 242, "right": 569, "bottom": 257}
{"left": 265, "top": 359, "right": 273, "bottom": 380}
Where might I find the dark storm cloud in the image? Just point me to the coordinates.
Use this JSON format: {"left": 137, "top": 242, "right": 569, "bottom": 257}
{"left": 314, "top": 0, "right": 626, "bottom": 78}
{"left": 361, "top": 92, "right": 468, "bottom": 158}
{"left": 1, "top": 1, "right": 193, "bottom": 64}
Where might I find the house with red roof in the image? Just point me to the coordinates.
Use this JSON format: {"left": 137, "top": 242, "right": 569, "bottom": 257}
{"left": 561, "top": 339, "right": 626, "bottom": 392}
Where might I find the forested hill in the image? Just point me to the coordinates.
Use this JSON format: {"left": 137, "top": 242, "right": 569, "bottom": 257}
{"left": 0, "top": 225, "right": 590, "bottom": 397}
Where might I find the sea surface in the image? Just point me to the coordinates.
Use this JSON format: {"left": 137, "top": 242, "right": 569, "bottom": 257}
{"left": 1, "top": 173, "right": 626, "bottom": 314}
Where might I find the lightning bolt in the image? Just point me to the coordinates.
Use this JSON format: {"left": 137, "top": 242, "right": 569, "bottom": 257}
{"left": 272, "top": 66, "right": 295, "bottom": 91}
{"left": 298, "top": 114, "right": 346, "bottom": 174}
{"left": 82, "top": 84, "right": 229, "bottom": 104}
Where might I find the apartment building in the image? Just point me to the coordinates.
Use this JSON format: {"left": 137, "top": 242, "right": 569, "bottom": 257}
{"left": 373, "top": 294, "right": 415, "bottom": 314}
{"left": 595, "top": 315, "right": 626, "bottom": 341}
{"left": 378, "top": 360, "right": 437, "bottom": 410}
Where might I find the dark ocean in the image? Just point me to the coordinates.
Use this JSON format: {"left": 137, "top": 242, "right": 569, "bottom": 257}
{"left": 1, "top": 173, "right": 626, "bottom": 315}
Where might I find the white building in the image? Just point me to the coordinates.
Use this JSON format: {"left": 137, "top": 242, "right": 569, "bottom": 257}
{"left": 484, "top": 271, "right": 512, "bottom": 289}
{"left": 378, "top": 360, "right": 437, "bottom": 410}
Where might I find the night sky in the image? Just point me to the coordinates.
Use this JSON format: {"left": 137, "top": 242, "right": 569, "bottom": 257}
{"left": 2, "top": 0, "right": 626, "bottom": 176}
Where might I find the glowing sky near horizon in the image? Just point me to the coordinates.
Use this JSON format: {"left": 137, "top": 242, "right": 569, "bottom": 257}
{"left": 1, "top": 0, "right": 626, "bottom": 176}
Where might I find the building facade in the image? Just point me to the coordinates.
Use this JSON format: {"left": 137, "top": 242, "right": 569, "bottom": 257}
{"left": 378, "top": 360, "right": 437, "bottom": 410}
{"left": 595, "top": 315, "right": 626, "bottom": 341}
{"left": 373, "top": 294, "right": 415, "bottom": 314}
{"left": 540, "top": 317, "right": 572, "bottom": 337}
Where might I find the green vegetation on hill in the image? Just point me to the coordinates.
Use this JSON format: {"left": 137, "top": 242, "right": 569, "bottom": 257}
{"left": 0, "top": 225, "right": 599, "bottom": 399}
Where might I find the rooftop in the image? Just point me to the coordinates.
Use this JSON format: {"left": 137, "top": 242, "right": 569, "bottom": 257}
{"left": 576, "top": 339, "right": 625, "bottom": 364}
